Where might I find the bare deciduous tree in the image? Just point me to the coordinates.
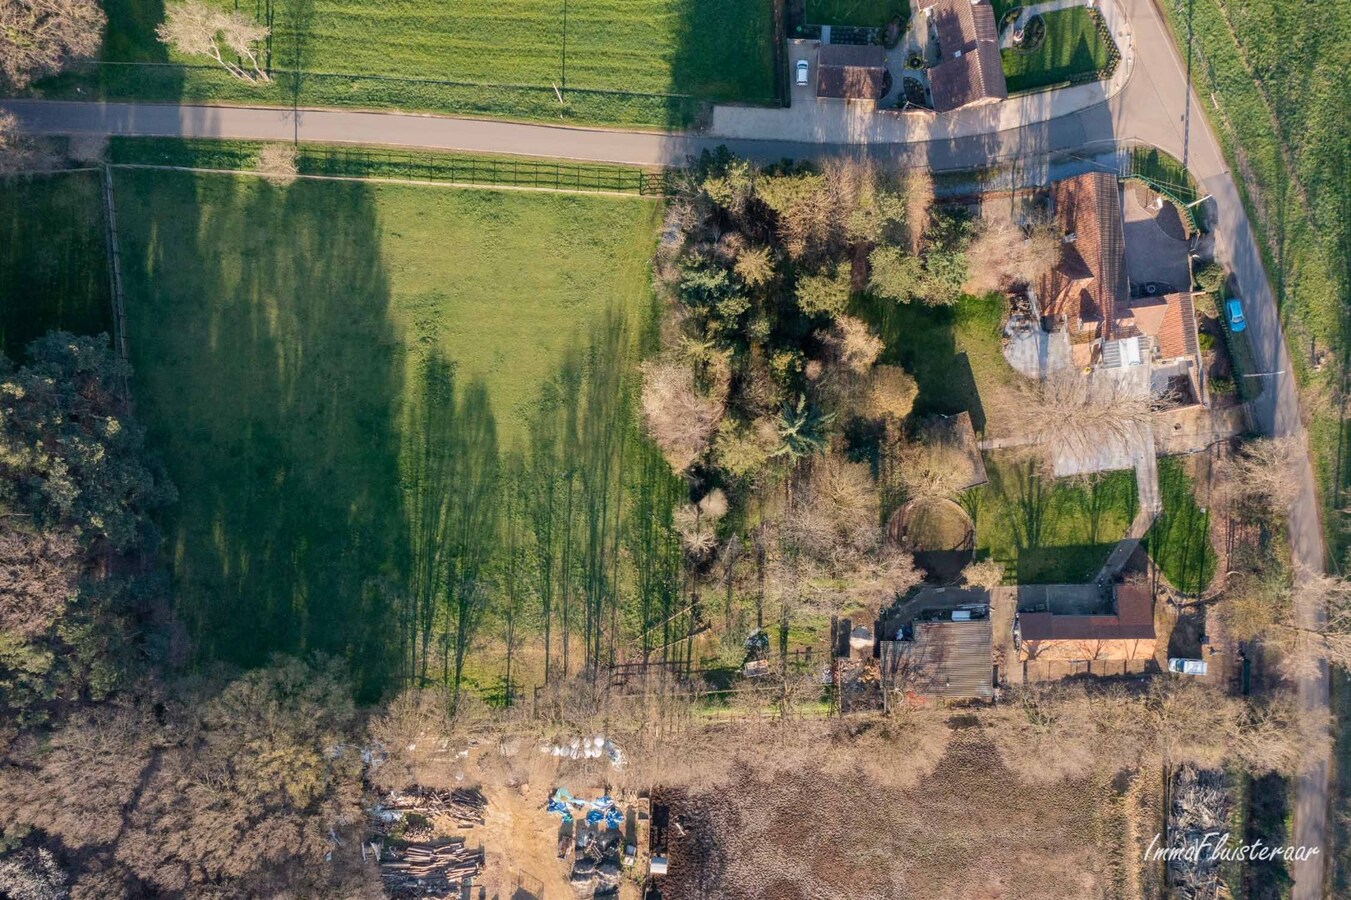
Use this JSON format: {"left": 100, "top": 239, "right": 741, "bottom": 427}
{"left": 257, "top": 142, "right": 299, "bottom": 186}
{"left": 1213, "top": 435, "right": 1303, "bottom": 523}
{"left": 1017, "top": 371, "right": 1154, "bottom": 465}
{"left": 961, "top": 558, "right": 1005, "bottom": 590}
{"left": 819, "top": 314, "right": 883, "bottom": 375}
{"left": 0, "top": 111, "right": 57, "bottom": 174}
{"left": 983, "top": 682, "right": 1142, "bottom": 782}
{"left": 0, "top": 526, "right": 79, "bottom": 638}
{"left": 157, "top": 0, "right": 271, "bottom": 84}
{"left": 892, "top": 438, "right": 971, "bottom": 508}
{"left": 963, "top": 219, "right": 1062, "bottom": 293}
{"left": 639, "top": 358, "right": 725, "bottom": 473}
{"left": 0, "top": 0, "right": 104, "bottom": 90}
{"left": 902, "top": 169, "right": 934, "bottom": 254}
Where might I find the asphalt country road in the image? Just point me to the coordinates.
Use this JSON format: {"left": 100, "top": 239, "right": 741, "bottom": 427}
{"left": 1, "top": 0, "right": 1332, "bottom": 891}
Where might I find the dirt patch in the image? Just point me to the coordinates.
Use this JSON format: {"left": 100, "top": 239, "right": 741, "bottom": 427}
{"left": 656, "top": 732, "right": 1146, "bottom": 900}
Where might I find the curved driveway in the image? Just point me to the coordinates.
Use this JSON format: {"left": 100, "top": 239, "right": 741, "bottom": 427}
{"left": 0, "top": 0, "right": 1330, "bottom": 891}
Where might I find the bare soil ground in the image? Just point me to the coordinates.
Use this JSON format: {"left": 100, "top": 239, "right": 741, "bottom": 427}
{"left": 655, "top": 731, "right": 1158, "bottom": 900}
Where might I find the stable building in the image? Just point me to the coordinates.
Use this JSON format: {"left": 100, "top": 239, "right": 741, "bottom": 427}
{"left": 1015, "top": 582, "right": 1156, "bottom": 662}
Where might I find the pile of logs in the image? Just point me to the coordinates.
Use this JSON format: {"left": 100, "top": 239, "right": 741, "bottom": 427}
{"left": 382, "top": 787, "right": 487, "bottom": 827}
{"left": 380, "top": 838, "right": 484, "bottom": 898}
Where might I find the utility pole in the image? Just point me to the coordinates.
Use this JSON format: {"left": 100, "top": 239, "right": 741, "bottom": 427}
{"left": 560, "top": 0, "right": 568, "bottom": 97}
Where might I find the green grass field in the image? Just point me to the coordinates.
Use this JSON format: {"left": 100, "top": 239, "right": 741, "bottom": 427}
{"left": 111, "top": 169, "right": 660, "bottom": 697}
{"left": 858, "top": 292, "right": 1016, "bottom": 436}
{"left": 1157, "top": 0, "right": 1349, "bottom": 556}
{"left": 805, "top": 0, "right": 907, "bottom": 27}
{"left": 1002, "top": 8, "right": 1115, "bottom": 93}
{"left": 0, "top": 171, "right": 112, "bottom": 359}
{"left": 31, "top": 0, "right": 777, "bottom": 127}
{"left": 964, "top": 454, "right": 1137, "bottom": 584}
{"left": 1147, "top": 458, "right": 1216, "bottom": 595}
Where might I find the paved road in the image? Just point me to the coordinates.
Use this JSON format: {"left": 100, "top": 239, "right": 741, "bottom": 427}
{"left": 1, "top": 0, "right": 1330, "bottom": 889}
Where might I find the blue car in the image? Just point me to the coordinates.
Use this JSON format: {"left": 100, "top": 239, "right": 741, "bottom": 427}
{"left": 1226, "top": 297, "right": 1246, "bottom": 332}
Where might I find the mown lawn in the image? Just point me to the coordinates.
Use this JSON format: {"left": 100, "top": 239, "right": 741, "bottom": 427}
{"left": 1147, "top": 457, "right": 1216, "bottom": 595}
{"left": 805, "top": 0, "right": 907, "bottom": 27}
{"left": 112, "top": 169, "right": 660, "bottom": 697}
{"left": 0, "top": 171, "right": 112, "bottom": 359}
{"left": 858, "top": 292, "right": 1016, "bottom": 436}
{"left": 963, "top": 453, "right": 1137, "bottom": 584}
{"left": 1001, "top": 8, "right": 1115, "bottom": 92}
{"left": 32, "top": 0, "right": 777, "bottom": 127}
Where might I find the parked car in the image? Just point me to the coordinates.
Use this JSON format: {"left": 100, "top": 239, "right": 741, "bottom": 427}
{"left": 1226, "top": 297, "right": 1246, "bottom": 332}
{"left": 796, "top": 59, "right": 810, "bottom": 86}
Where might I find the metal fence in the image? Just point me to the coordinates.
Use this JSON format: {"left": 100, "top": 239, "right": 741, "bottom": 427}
{"left": 298, "top": 145, "right": 673, "bottom": 196}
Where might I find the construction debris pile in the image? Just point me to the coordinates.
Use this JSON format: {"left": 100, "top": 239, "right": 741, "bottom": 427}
{"left": 539, "top": 733, "right": 626, "bottom": 768}
{"left": 1165, "top": 766, "right": 1230, "bottom": 899}
{"left": 379, "top": 838, "right": 485, "bottom": 899}
{"left": 379, "top": 787, "right": 488, "bottom": 828}
{"left": 545, "top": 789, "right": 633, "bottom": 897}
{"left": 568, "top": 825, "right": 625, "bottom": 897}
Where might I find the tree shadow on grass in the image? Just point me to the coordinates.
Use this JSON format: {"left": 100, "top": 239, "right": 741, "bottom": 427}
{"left": 399, "top": 349, "right": 500, "bottom": 694}
{"left": 115, "top": 170, "right": 404, "bottom": 701}
{"left": 665, "top": 0, "right": 783, "bottom": 126}
{"left": 0, "top": 172, "right": 112, "bottom": 359}
{"left": 855, "top": 298, "right": 987, "bottom": 431}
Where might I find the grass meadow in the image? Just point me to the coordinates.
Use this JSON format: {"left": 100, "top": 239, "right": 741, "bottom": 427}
{"left": 110, "top": 169, "right": 661, "bottom": 698}
{"left": 32, "top": 0, "right": 777, "bottom": 126}
{"left": 0, "top": 171, "right": 112, "bottom": 359}
{"left": 1148, "top": 457, "right": 1215, "bottom": 595}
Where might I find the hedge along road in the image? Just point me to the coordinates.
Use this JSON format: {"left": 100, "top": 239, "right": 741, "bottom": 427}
{"left": 0, "top": 0, "right": 1331, "bottom": 887}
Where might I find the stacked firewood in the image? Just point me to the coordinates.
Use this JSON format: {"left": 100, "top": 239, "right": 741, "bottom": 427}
{"left": 382, "top": 787, "right": 487, "bottom": 827}
{"left": 380, "top": 838, "right": 484, "bottom": 897}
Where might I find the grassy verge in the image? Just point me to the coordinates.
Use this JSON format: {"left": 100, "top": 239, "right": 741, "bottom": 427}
{"left": 965, "top": 453, "right": 1136, "bottom": 584}
{"left": 28, "top": 0, "right": 778, "bottom": 128}
{"left": 111, "top": 168, "right": 661, "bottom": 698}
{"left": 1149, "top": 458, "right": 1216, "bottom": 595}
{"left": 1218, "top": 306, "right": 1263, "bottom": 403}
{"left": 1001, "top": 8, "right": 1117, "bottom": 93}
{"left": 0, "top": 170, "right": 112, "bottom": 359}
{"left": 1158, "top": 1, "right": 1348, "bottom": 888}
{"left": 107, "top": 137, "right": 667, "bottom": 194}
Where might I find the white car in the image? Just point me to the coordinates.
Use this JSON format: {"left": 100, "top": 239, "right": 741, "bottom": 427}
{"left": 795, "top": 59, "right": 810, "bottom": 86}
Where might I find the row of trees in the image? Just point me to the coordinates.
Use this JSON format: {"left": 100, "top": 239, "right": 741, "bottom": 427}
{"left": 1210, "top": 435, "right": 1351, "bottom": 675}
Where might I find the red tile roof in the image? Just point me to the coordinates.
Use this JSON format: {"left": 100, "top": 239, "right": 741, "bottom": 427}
{"left": 1117, "top": 292, "right": 1201, "bottom": 361}
{"left": 927, "top": 0, "right": 1007, "bottom": 112}
{"left": 817, "top": 44, "right": 889, "bottom": 100}
{"left": 1038, "top": 172, "right": 1127, "bottom": 336}
{"left": 1018, "top": 583, "right": 1155, "bottom": 642}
